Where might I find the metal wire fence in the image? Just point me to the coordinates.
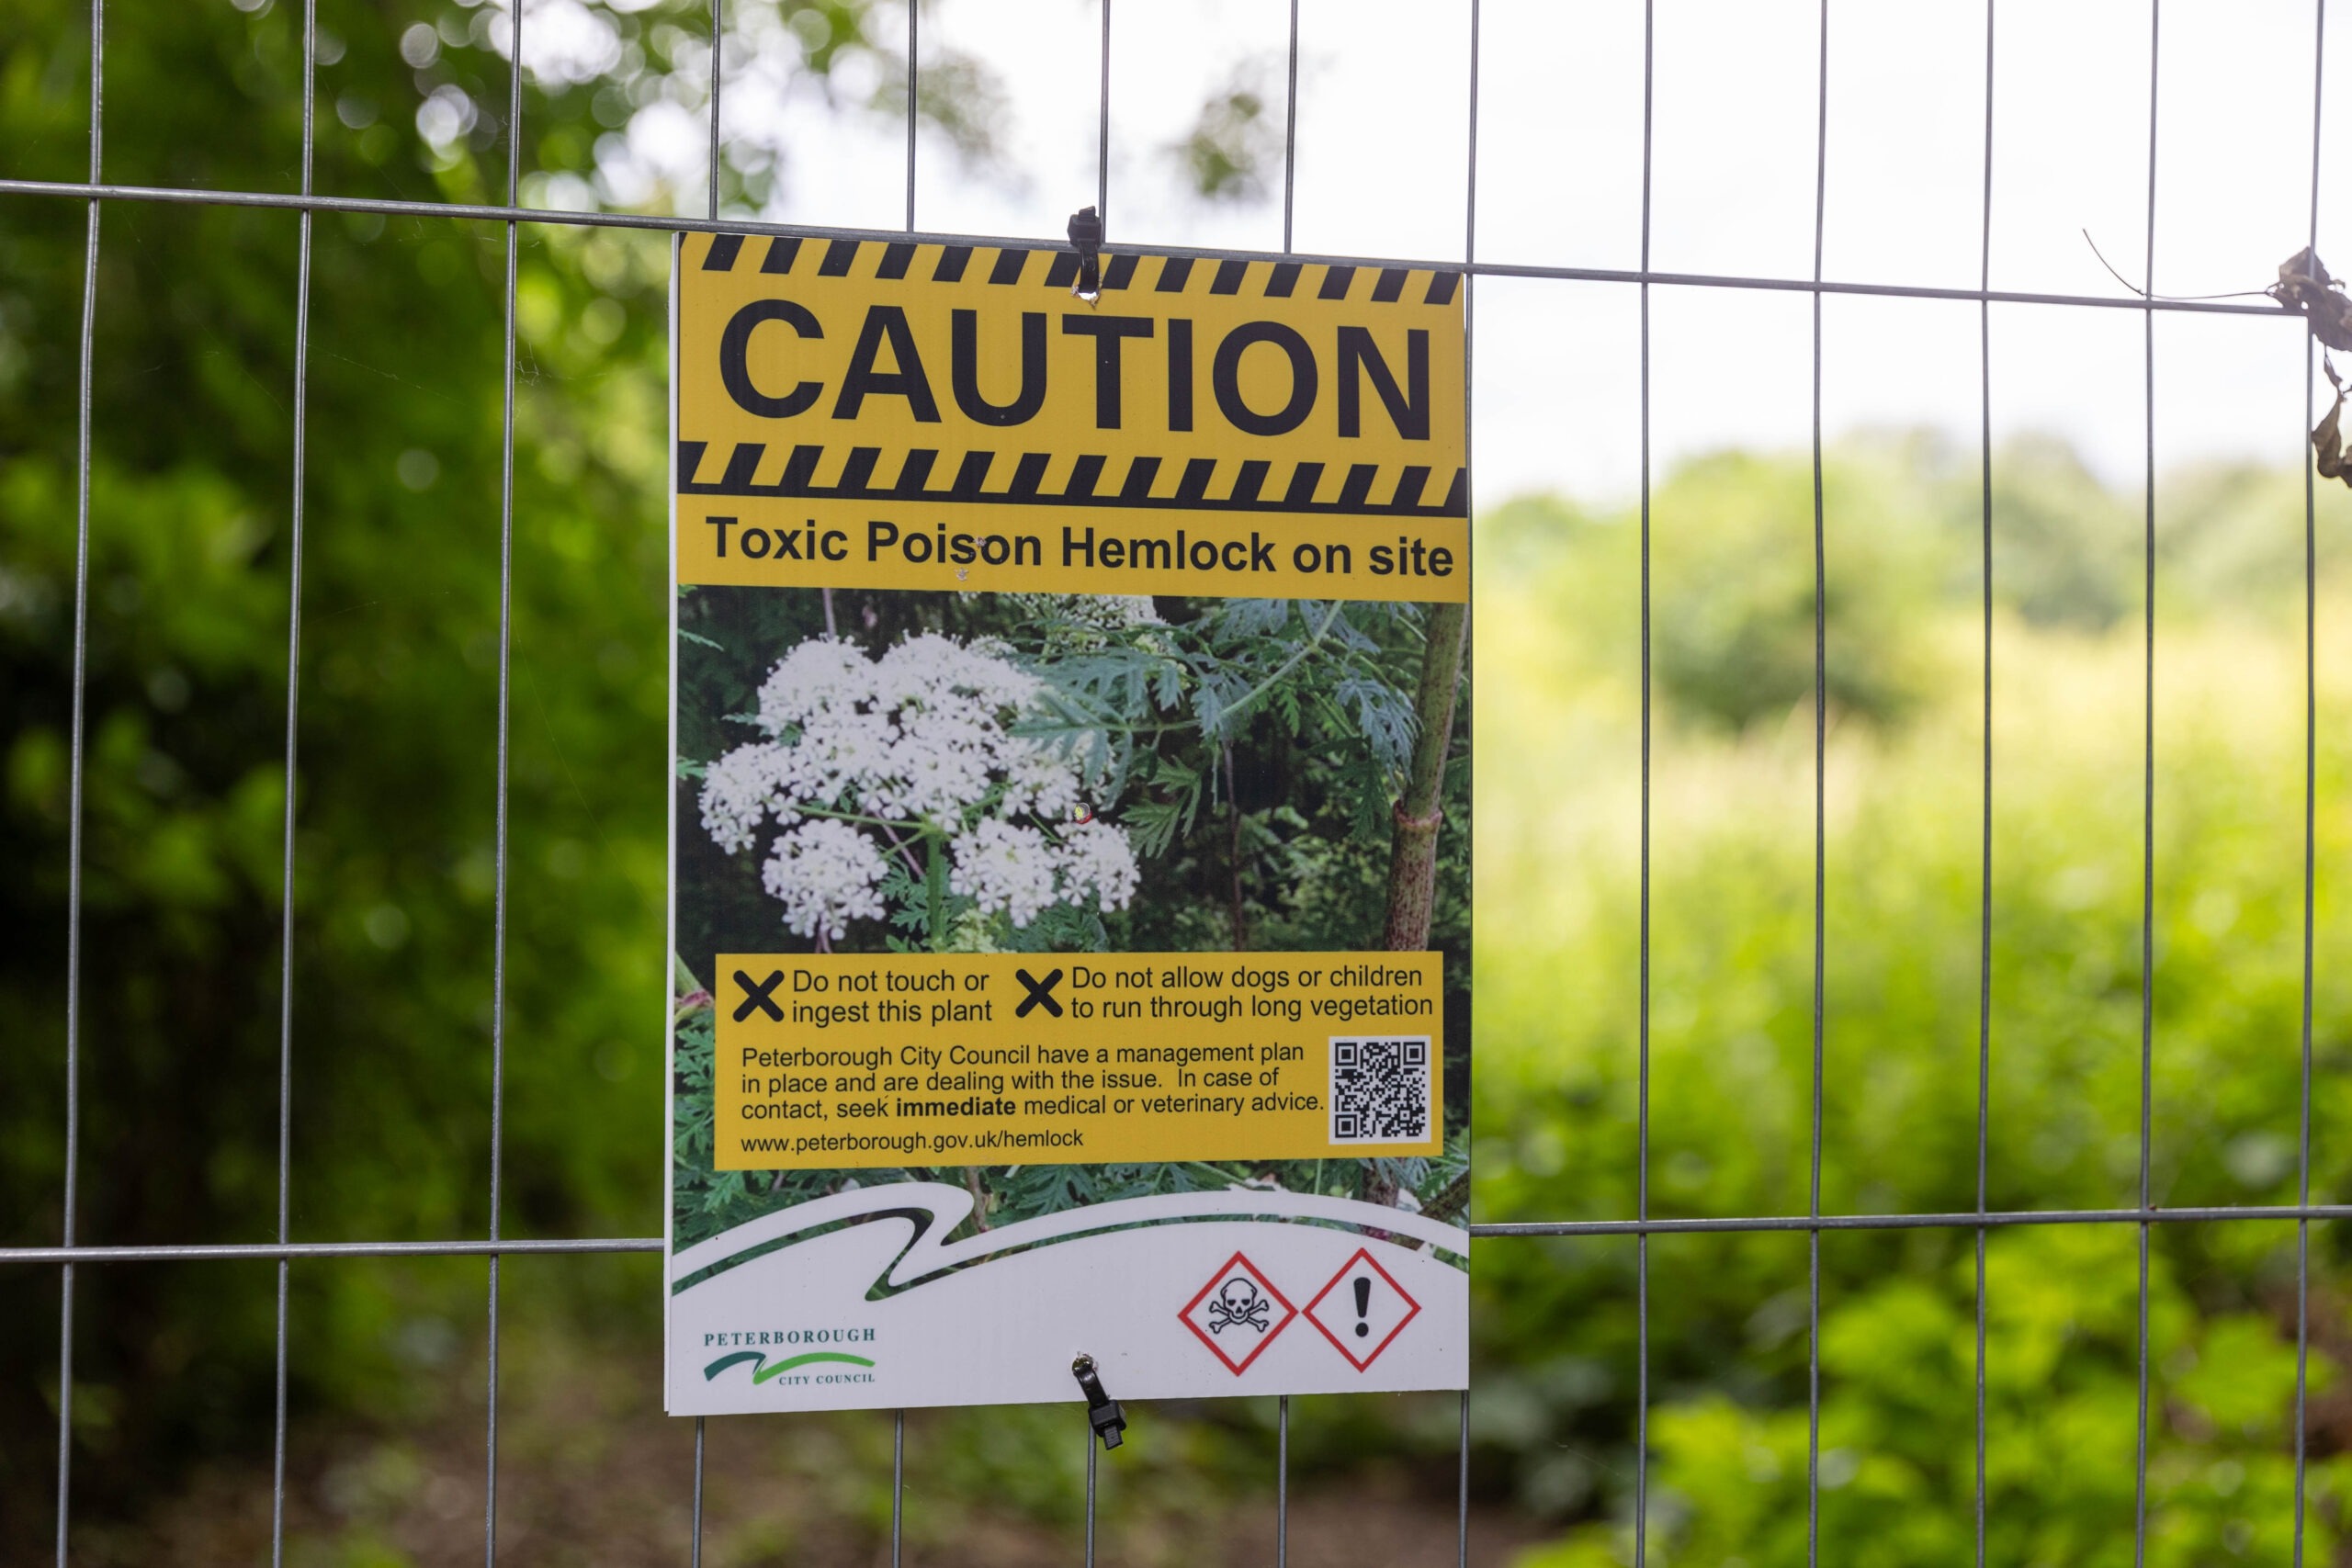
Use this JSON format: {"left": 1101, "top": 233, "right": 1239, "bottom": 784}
{"left": 2, "top": 0, "right": 2335, "bottom": 1563}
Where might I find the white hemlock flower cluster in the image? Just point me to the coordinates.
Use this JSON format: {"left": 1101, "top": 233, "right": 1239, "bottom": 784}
{"left": 946, "top": 818, "right": 1139, "bottom": 926}
{"left": 699, "top": 634, "right": 1138, "bottom": 939}
{"left": 760, "top": 818, "right": 888, "bottom": 940}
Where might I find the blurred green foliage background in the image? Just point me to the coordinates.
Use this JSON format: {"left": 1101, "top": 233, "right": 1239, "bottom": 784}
{"left": 1474, "top": 439, "right": 2352, "bottom": 1566}
{"left": 6, "top": 0, "right": 2352, "bottom": 1562}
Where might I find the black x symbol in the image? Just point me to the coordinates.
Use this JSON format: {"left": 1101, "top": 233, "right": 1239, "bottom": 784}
{"left": 733, "top": 968, "right": 786, "bottom": 1022}
{"left": 1013, "top": 966, "right": 1064, "bottom": 1019}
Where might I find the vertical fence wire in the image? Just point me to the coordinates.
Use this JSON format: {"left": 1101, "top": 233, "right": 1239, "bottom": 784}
{"left": 1095, "top": 0, "right": 1110, "bottom": 226}
{"left": 2132, "top": 6, "right": 2162, "bottom": 1566}
{"left": 1634, "top": 0, "right": 1656, "bottom": 1562}
{"left": 1276, "top": 1395, "right": 1289, "bottom": 1568}
{"left": 1083, "top": 1419, "right": 1099, "bottom": 1568}
{"left": 1973, "top": 6, "right": 1996, "bottom": 1568}
{"left": 1282, "top": 0, "right": 1299, "bottom": 254}
{"left": 53, "top": 0, "right": 105, "bottom": 1562}
{"left": 1804, "top": 3, "right": 1830, "bottom": 1563}
{"left": 1081, "top": 8, "right": 1114, "bottom": 1554}
{"left": 483, "top": 0, "right": 527, "bottom": 1560}
{"left": 266, "top": 0, "right": 322, "bottom": 1558}
{"left": 904, "top": 0, "right": 917, "bottom": 231}
{"left": 1277, "top": 9, "right": 1303, "bottom": 1551}
{"left": 690, "top": 1417, "right": 706, "bottom": 1567}
{"left": 2298, "top": 17, "right": 2330, "bottom": 1565}
{"left": 1457, "top": 10, "right": 1481, "bottom": 1563}
{"left": 693, "top": 14, "right": 722, "bottom": 1557}
{"left": 707, "top": 0, "right": 722, "bottom": 220}
{"left": 892, "top": 19, "right": 918, "bottom": 1566}
{"left": 1456, "top": 1391, "right": 1472, "bottom": 1567}
{"left": 2142, "top": 0, "right": 2169, "bottom": 1560}
{"left": 2297, "top": 4, "right": 2329, "bottom": 1562}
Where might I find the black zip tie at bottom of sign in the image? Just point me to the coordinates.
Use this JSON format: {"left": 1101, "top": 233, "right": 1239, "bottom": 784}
{"left": 1071, "top": 1353, "right": 1127, "bottom": 1450}
{"left": 1067, "top": 205, "right": 1104, "bottom": 302}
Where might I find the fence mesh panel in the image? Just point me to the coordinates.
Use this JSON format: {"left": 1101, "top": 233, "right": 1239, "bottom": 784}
{"left": 5, "top": 1, "right": 2335, "bottom": 1564}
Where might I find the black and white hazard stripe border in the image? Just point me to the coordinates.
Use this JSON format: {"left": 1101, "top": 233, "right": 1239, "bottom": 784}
{"left": 676, "top": 440, "right": 1464, "bottom": 521}
{"left": 693, "top": 232, "right": 1463, "bottom": 310}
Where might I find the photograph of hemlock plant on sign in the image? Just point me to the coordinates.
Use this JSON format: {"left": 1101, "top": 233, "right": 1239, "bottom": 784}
{"left": 696, "top": 630, "right": 1141, "bottom": 943}
{"left": 670, "top": 585, "right": 1470, "bottom": 1250}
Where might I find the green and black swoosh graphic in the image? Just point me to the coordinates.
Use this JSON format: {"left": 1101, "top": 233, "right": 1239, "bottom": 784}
{"left": 704, "top": 1348, "right": 876, "bottom": 1383}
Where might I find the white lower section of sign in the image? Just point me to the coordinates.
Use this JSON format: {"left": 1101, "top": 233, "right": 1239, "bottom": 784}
{"left": 664, "top": 1183, "right": 1467, "bottom": 1414}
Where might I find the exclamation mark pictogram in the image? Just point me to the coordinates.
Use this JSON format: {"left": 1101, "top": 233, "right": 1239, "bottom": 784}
{"left": 1306, "top": 1248, "right": 1421, "bottom": 1370}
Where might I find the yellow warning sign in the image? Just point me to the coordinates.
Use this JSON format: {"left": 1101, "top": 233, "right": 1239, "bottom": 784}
{"left": 672, "top": 233, "right": 1466, "bottom": 603}
{"left": 712, "top": 951, "right": 1444, "bottom": 1170}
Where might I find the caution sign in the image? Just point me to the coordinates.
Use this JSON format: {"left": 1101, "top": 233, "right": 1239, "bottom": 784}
{"left": 673, "top": 233, "right": 1465, "bottom": 602}
{"left": 664, "top": 223, "right": 1469, "bottom": 1417}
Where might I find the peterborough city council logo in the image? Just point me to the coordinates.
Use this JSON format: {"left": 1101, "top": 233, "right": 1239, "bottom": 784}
{"left": 703, "top": 1324, "right": 878, "bottom": 1385}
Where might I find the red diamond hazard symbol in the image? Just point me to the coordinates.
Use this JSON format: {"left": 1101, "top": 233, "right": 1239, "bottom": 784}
{"left": 1304, "top": 1247, "right": 1421, "bottom": 1371}
{"left": 1179, "top": 1251, "right": 1297, "bottom": 1376}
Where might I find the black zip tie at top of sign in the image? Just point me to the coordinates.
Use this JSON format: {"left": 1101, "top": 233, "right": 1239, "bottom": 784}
{"left": 1071, "top": 1353, "right": 1127, "bottom": 1450}
{"left": 1066, "top": 205, "right": 1104, "bottom": 302}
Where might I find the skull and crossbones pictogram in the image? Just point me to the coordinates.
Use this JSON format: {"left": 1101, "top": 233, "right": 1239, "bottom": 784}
{"left": 1205, "top": 1276, "right": 1272, "bottom": 1335}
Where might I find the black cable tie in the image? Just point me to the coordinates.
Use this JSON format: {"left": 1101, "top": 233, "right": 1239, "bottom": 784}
{"left": 1070, "top": 1352, "right": 1127, "bottom": 1450}
{"left": 1066, "top": 205, "right": 1104, "bottom": 302}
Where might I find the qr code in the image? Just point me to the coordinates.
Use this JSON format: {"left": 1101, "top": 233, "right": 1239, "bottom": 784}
{"left": 1329, "top": 1036, "right": 1431, "bottom": 1143}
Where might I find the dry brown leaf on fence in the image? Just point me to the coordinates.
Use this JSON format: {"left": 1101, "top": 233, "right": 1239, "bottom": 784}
{"left": 2275, "top": 246, "right": 2352, "bottom": 351}
{"left": 2278, "top": 250, "right": 2352, "bottom": 487}
{"left": 2314, "top": 382, "right": 2346, "bottom": 481}
{"left": 2315, "top": 355, "right": 2349, "bottom": 484}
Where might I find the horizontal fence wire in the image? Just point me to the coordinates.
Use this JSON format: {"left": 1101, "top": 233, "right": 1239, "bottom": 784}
{"left": 0, "top": 174, "right": 2302, "bottom": 319}
{"left": 13, "top": 1205, "right": 2352, "bottom": 1270}
{"left": 29, "top": 0, "right": 2336, "bottom": 1563}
